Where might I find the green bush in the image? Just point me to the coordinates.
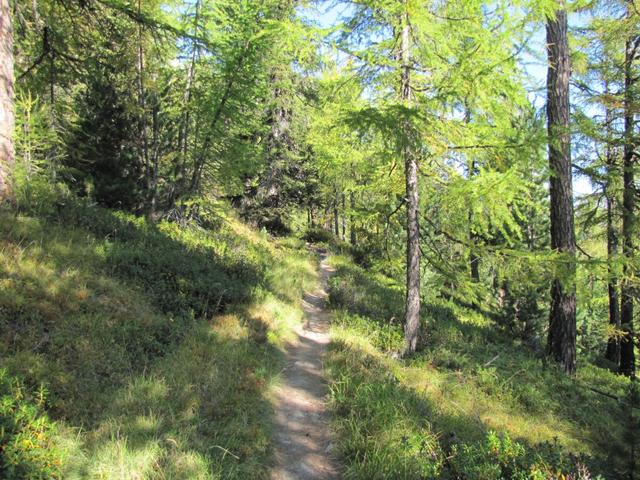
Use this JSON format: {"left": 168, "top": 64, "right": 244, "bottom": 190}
{"left": 55, "top": 200, "right": 262, "bottom": 317}
{"left": 448, "top": 432, "right": 602, "bottom": 480}
{"left": 327, "top": 262, "right": 403, "bottom": 323}
{"left": 302, "top": 227, "right": 335, "bottom": 244}
{"left": 0, "top": 370, "right": 62, "bottom": 479}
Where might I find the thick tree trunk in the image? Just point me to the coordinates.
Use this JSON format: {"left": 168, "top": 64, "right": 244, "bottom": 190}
{"left": 604, "top": 93, "right": 621, "bottom": 366}
{"left": 606, "top": 175, "right": 621, "bottom": 365}
{"left": 620, "top": 20, "right": 637, "bottom": 377}
{"left": 0, "top": 0, "right": 14, "bottom": 200}
{"left": 401, "top": 3, "right": 421, "bottom": 354}
{"left": 470, "top": 249, "right": 480, "bottom": 282}
{"left": 546, "top": 8, "right": 577, "bottom": 375}
{"left": 464, "top": 107, "right": 480, "bottom": 283}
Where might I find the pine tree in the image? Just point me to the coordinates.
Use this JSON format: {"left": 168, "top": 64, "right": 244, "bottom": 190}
{"left": 400, "top": 0, "right": 421, "bottom": 355}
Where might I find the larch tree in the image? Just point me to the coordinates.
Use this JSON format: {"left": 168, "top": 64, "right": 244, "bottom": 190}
{"left": 604, "top": 87, "right": 622, "bottom": 365}
{"left": 546, "top": 4, "right": 577, "bottom": 375}
{"left": 400, "top": 0, "right": 420, "bottom": 354}
{"left": 620, "top": 0, "right": 637, "bottom": 378}
{"left": 0, "top": 0, "right": 14, "bottom": 200}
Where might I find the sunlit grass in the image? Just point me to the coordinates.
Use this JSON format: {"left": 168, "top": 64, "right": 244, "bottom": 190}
{"left": 326, "top": 254, "right": 630, "bottom": 479}
{"left": 0, "top": 203, "right": 318, "bottom": 478}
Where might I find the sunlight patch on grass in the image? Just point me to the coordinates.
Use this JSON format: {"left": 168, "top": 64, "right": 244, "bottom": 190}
{"left": 326, "top": 254, "right": 629, "bottom": 478}
{"left": 0, "top": 204, "right": 319, "bottom": 478}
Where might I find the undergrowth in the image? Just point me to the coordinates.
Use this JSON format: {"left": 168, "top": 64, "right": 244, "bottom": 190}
{"left": 326, "top": 254, "right": 630, "bottom": 479}
{"left": 0, "top": 197, "right": 317, "bottom": 478}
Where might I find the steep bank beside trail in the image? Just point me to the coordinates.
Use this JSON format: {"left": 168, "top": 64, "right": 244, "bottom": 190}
{"left": 0, "top": 200, "right": 319, "bottom": 479}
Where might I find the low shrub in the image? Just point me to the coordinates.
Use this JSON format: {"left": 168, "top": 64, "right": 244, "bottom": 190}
{"left": 54, "top": 199, "right": 263, "bottom": 317}
{"left": 448, "top": 432, "right": 601, "bottom": 480}
{"left": 302, "top": 227, "right": 335, "bottom": 244}
{"left": 0, "top": 370, "right": 62, "bottom": 479}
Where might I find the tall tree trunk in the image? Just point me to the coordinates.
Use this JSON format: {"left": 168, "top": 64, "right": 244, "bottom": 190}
{"left": 350, "top": 191, "right": 357, "bottom": 245}
{"left": 341, "top": 193, "right": 346, "bottom": 241}
{"left": 254, "top": 77, "right": 288, "bottom": 224}
{"left": 463, "top": 105, "right": 480, "bottom": 283}
{"left": 604, "top": 86, "right": 621, "bottom": 366}
{"left": 468, "top": 160, "right": 479, "bottom": 283}
{"left": 401, "top": 3, "right": 421, "bottom": 354}
{"left": 172, "top": 0, "right": 201, "bottom": 204}
{"left": 620, "top": 12, "right": 637, "bottom": 377}
{"left": 136, "top": 0, "right": 151, "bottom": 207}
{"left": 546, "top": 7, "right": 577, "bottom": 375}
{"left": 333, "top": 191, "right": 339, "bottom": 237}
{"left": 0, "top": 0, "right": 14, "bottom": 200}
{"left": 150, "top": 97, "right": 159, "bottom": 215}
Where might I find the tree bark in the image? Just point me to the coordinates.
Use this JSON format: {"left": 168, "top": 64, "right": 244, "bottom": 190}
{"left": 463, "top": 106, "right": 480, "bottom": 283}
{"left": 0, "top": 0, "right": 14, "bottom": 200}
{"left": 620, "top": 12, "right": 637, "bottom": 377}
{"left": 401, "top": 3, "right": 421, "bottom": 354}
{"left": 604, "top": 86, "right": 621, "bottom": 366}
{"left": 136, "top": 0, "right": 151, "bottom": 208}
{"left": 468, "top": 159, "right": 479, "bottom": 283}
{"left": 333, "top": 191, "right": 339, "bottom": 237}
{"left": 546, "top": 8, "right": 577, "bottom": 375}
{"left": 349, "top": 191, "right": 357, "bottom": 245}
{"left": 341, "top": 193, "right": 346, "bottom": 241}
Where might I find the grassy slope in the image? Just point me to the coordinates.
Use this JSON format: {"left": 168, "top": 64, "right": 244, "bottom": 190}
{"left": 325, "top": 254, "right": 631, "bottom": 479}
{"left": 0, "top": 201, "right": 317, "bottom": 479}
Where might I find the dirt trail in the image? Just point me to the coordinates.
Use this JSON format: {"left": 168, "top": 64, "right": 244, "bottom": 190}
{"left": 270, "top": 252, "right": 341, "bottom": 479}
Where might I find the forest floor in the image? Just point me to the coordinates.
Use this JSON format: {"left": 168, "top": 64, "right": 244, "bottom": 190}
{"left": 0, "top": 200, "right": 631, "bottom": 479}
{"left": 270, "top": 251, "right": 341, "bottom": 479}
{"left": 324, "top": 253, "right": 632, "bottom": 478}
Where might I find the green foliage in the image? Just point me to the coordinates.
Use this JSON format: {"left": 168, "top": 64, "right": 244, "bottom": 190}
{"left": 448, "top": 431, "right": 601, "bottom": 480}
{"left": 12, "top": 93, "right": 64, "bottom": 216}
{"left": 55, "top": 199, "right": 263, "bottom": 317}
{"left": 326, "top": 253, "right": 629, "bottom": 479}
{"left": 327, "top": 256, "right": 404, "bottom": 325}
{"left": 0, "top": 197, "right": 317, "bottom": 477}
{"left": 0, "top": 370, "right": 62, "bottom": 479}
{"left": 65, "top": 62, "right": 143, "bottom": 209}
{"left": 302, "top": 227, "right": 336, "bottom": 244}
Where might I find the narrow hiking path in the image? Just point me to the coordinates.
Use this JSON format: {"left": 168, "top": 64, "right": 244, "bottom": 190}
{"left": 270, "top": 251, "right": 341, "bottom": 480}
